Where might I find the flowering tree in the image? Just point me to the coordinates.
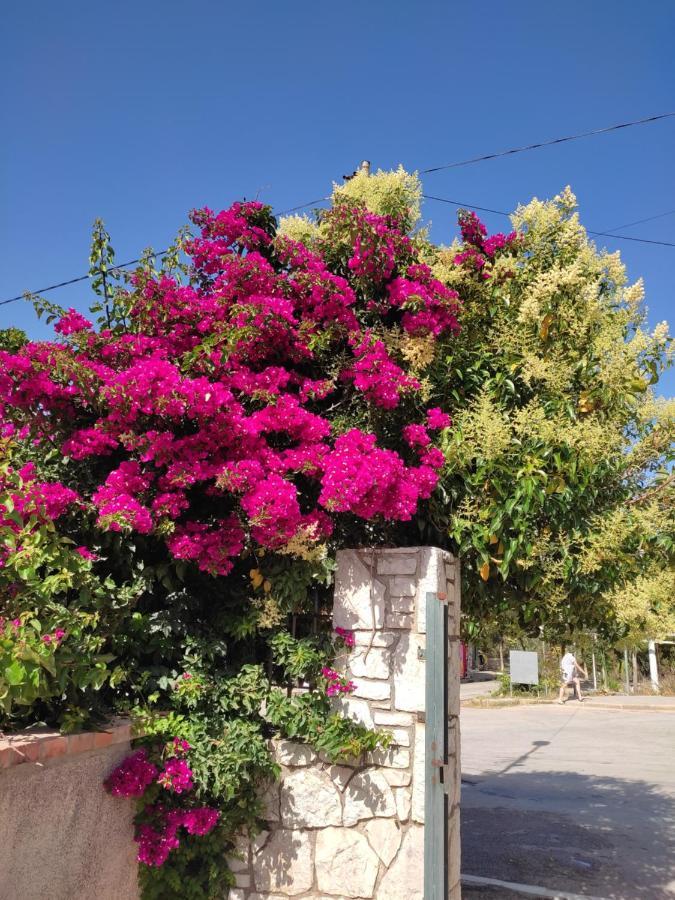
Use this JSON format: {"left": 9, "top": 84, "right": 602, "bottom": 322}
{"left": 433, "top": 187, "right": 673, "bottom": 640}
{"left": 303, "top": 170, "right": 673, "bottom": 642}
{"left": 0, "top": 193, "right": 463, "bottom": 896}
{"left": 1, "top": 201, "right": 456, "bottom": 580}
{"left": 4, "top": 169, "right": 669, "bottom": 893}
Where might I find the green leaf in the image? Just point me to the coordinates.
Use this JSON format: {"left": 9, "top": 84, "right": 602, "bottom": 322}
{"left": 5, "top": 661, "right": 26, "bottom": 686}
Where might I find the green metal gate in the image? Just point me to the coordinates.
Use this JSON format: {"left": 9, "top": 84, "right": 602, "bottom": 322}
{"left": 424, "top": 590, "right": 449, "bottom": 899}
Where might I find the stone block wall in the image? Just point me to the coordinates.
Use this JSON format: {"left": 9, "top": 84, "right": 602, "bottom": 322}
{"left": 229, "top": 547, "right": 461, "bottom": 900}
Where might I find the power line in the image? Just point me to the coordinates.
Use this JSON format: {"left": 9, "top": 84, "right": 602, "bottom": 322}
{"left": 600, "top": 208, "right": 675, "bottom": 235}
{"left": 423, "top": 195, "right": 508, "bottom": 217}
{"left": 276, "top": 197, "right": 328, "bottom": 216}
{"left": 420, "top": 111, "right": 675, "bottom": 174}
{"left": 422, "top": 194, "right": 675, "bottom": 248}
{"left": 2, "top": 193, "right": 673, "bottom": 309}
{"left": 3, "top": 112, "right": 675, "bottom": 306}
{"left": 0, "top": 198, "right": 327, "bottom": 307}
{"left": 0, "top": 273, "right": 93, "bottom": 307}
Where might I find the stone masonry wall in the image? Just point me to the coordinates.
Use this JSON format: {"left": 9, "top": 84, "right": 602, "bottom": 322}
{"left": 228, "top": 547, "right": 461, "bottom": 900}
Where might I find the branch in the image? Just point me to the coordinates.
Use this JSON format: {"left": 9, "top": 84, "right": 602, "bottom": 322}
{"left": 626, "top": 473, "right": 675, "bottom": 506}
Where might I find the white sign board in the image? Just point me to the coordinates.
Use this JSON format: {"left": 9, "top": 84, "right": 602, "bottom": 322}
{"left": 509, "top": 650, "right": 539, "bottom": 686}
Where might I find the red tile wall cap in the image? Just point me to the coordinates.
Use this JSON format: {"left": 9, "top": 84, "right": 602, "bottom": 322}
{"left": 0, "top": 717, "right": 134, "bottom": 770}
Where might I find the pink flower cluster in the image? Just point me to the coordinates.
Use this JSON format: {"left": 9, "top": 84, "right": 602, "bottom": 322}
{"left": 136, "top": 819, "right": 180, "bottom": 867}
{"left": 54, "top": 308, "right": 92, "bottom": 336}
{"left": 387, "top": 264, "right": 460, "bottom": 337}
{"left": 75, "top": 546, "right": 97, "bottom": 560}
{"left": 319, "top": 430, "right": 443, "bottom": 521}
{"left": 104, "top": 748, "right": 158, "bottom": 798}
{"left": 454, "top": 210, "right": 520, "bottom": 280}
{"left": 136, "top": 806, "right": 220, "bottom": 867}
{"left": 171, "top": 737, "right": 191, "bottom": 756}
{"left": 0, "top": 198, "right": 464, "bottom": 575}
{"left": 105, "top": 741, "right": 219, "bottom": 867}
{"left": 427, "top": 407, "right": 451, "bottom": 430}
{"left": 403, "top": 424, "right": 431, "bottom": 448}
{"left": 0, "top": 464, "right": 79, "bottom": 567}
{"left": 104, "top": 746, "right": 196, "bottom": 798}
{"left": 157, "top": 757, "right": 194, "bottom": 794}
{"left": 92, "top": 461, "right": 153, "bottom": 533}
{"left": 41, "top": 628, "right": 66, "bottom": 645}
{"left": 166, "top": 517, "right": 244, "bottom": 576}
{"left": 349, "top": 338, "right": 420, "bottom": 409}
{"left": 321, "top": 666, "right": 355, "bottom": 697}
{"left": 334, "top": 627, "right": 355, "bottom": 648}
{"left": 7, "top": 463, "right": 79, "bottom": 522}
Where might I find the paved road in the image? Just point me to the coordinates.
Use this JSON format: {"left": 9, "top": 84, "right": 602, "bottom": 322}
{"left": 460, "top": 675, "right": 501, "bottom": 700}
{"left": 460, "top": 704, "right": 675, "bottom": 899}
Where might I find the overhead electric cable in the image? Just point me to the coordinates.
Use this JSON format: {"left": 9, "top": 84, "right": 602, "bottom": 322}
{"left": 3, "top": 112, "right": 675, "bottom": 305}
{"left": 420, "top": 112, "right": 675, "bottom": 174}
{"left": 422, "top": 194, "right": 675, "bottom": 247}
{"left": 600, "top": 208, "right": 675, "bottom": 234}
{"left": 0, "top": 198, "right": 327, "bottom": 307}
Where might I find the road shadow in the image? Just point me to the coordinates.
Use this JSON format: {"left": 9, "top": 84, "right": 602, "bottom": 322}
{"left": 461, "top": 768, "right": 675, "bottom": 899}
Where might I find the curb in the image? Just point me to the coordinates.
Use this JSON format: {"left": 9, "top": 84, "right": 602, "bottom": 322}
{"left": 462, "top": 697, "right": 675, "bottom": 712}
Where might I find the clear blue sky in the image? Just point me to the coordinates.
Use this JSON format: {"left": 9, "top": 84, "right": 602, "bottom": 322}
{"left": 2, "top": 1, "right": 674, "bottom": 395}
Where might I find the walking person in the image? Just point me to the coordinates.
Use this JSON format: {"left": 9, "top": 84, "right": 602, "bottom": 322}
{"left": 557, "top": 648, "right": 588, "bottom": 704}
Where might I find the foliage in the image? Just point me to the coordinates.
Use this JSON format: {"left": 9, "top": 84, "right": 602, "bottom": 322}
{"left": 108, "top": 627, "right": 382, "bottom": 898}
{"left": 3, "top": 170, "right": 672, "bottom": 894}
{"left": 331, "top": 164, "right": 423, "bottom": 232}
{"left": 331, "top": 171, "right": 673, "bottom": 641}
{"left": 0, "top": 328, "right": 28, "bottom": 352}
{"left": 0, "top": 196, "right": 451, "bottom": 895}
{"left": 433, "top": 189, "right": 673, "bottom": 638}
{"left": 0, "top": 450, "right": 142, "bottom": 727}
{"left": 604, "top": 561, "right": 675, "bottom": 645}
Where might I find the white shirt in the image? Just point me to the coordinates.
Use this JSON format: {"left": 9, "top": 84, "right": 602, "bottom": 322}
{"left": 561, "top": 653, "right": 577, "bottom": 681}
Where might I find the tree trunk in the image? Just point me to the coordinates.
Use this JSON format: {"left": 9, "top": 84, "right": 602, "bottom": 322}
{"left": 632, "top": 649, "right": 639, "bottom": 692}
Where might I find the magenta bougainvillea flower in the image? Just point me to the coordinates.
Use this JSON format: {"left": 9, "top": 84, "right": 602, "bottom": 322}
{"left": 321, "top": 666, "right": 356, "bottom": 697}
{"left": 0, "top": 198, "right": 468, "bottom": 578}
{"left": 454, "top": 209, "right": 520, "bottom": 280}
{"left": 334, "top": 627, "right": 355, "bottom": 648}
{"left": 105, "top": 744, "right": 219, "bottom": 867}
{"left": 157, "top": 757, "right": 194, "bottom": 794}
{"left": 103, "top": 749, "right": 158, "bottom": 798}
{"left": 54, "top": 308, "right": 93, "bottom": 336}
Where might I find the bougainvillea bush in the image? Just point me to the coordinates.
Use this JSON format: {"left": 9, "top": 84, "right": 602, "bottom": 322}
{"left": 5, "top": 173, "right": 662, "bottom": 894}
{"left": 2, "top": 201, "right": 457, "bottom": 576}
{"left": 0, "top": 193, "right": 469, "bottom": 896}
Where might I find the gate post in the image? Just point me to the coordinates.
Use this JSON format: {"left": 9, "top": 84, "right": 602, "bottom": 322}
{"left": 333, "top": 546, "right": 461, "bottom": 899}
{"left": 237, "top": 547, "right": 461, "bottom": 900}
{"left": 424, "top": 589, "right": 449, "bottom": 899}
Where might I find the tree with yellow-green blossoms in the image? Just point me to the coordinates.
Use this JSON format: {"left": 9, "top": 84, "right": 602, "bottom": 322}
{"left": 435, "top": 187, "right": 673, "bottom": 638}
{"left": 283, "top": 172, "right": 673, "bottom": 640}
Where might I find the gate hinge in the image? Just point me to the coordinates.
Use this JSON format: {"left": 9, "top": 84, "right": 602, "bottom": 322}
{"left": 441, "top": 763, "right": 453, "bottom": 794}
{"left": 431, "top": 756, "right": 453, "bottom": 793}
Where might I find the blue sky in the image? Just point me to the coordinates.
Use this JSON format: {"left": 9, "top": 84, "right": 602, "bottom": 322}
{"left": 2, "top": 0, "right": 674, "bottom": 395}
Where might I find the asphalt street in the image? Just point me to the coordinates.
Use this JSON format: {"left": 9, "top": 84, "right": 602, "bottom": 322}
{"left": 460, "top": 703, "right": 675, "bottom": 899}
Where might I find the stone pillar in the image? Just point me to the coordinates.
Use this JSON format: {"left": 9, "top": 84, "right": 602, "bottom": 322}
{"left": 231, "top": 547, "right": 461, "bottom": 900}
